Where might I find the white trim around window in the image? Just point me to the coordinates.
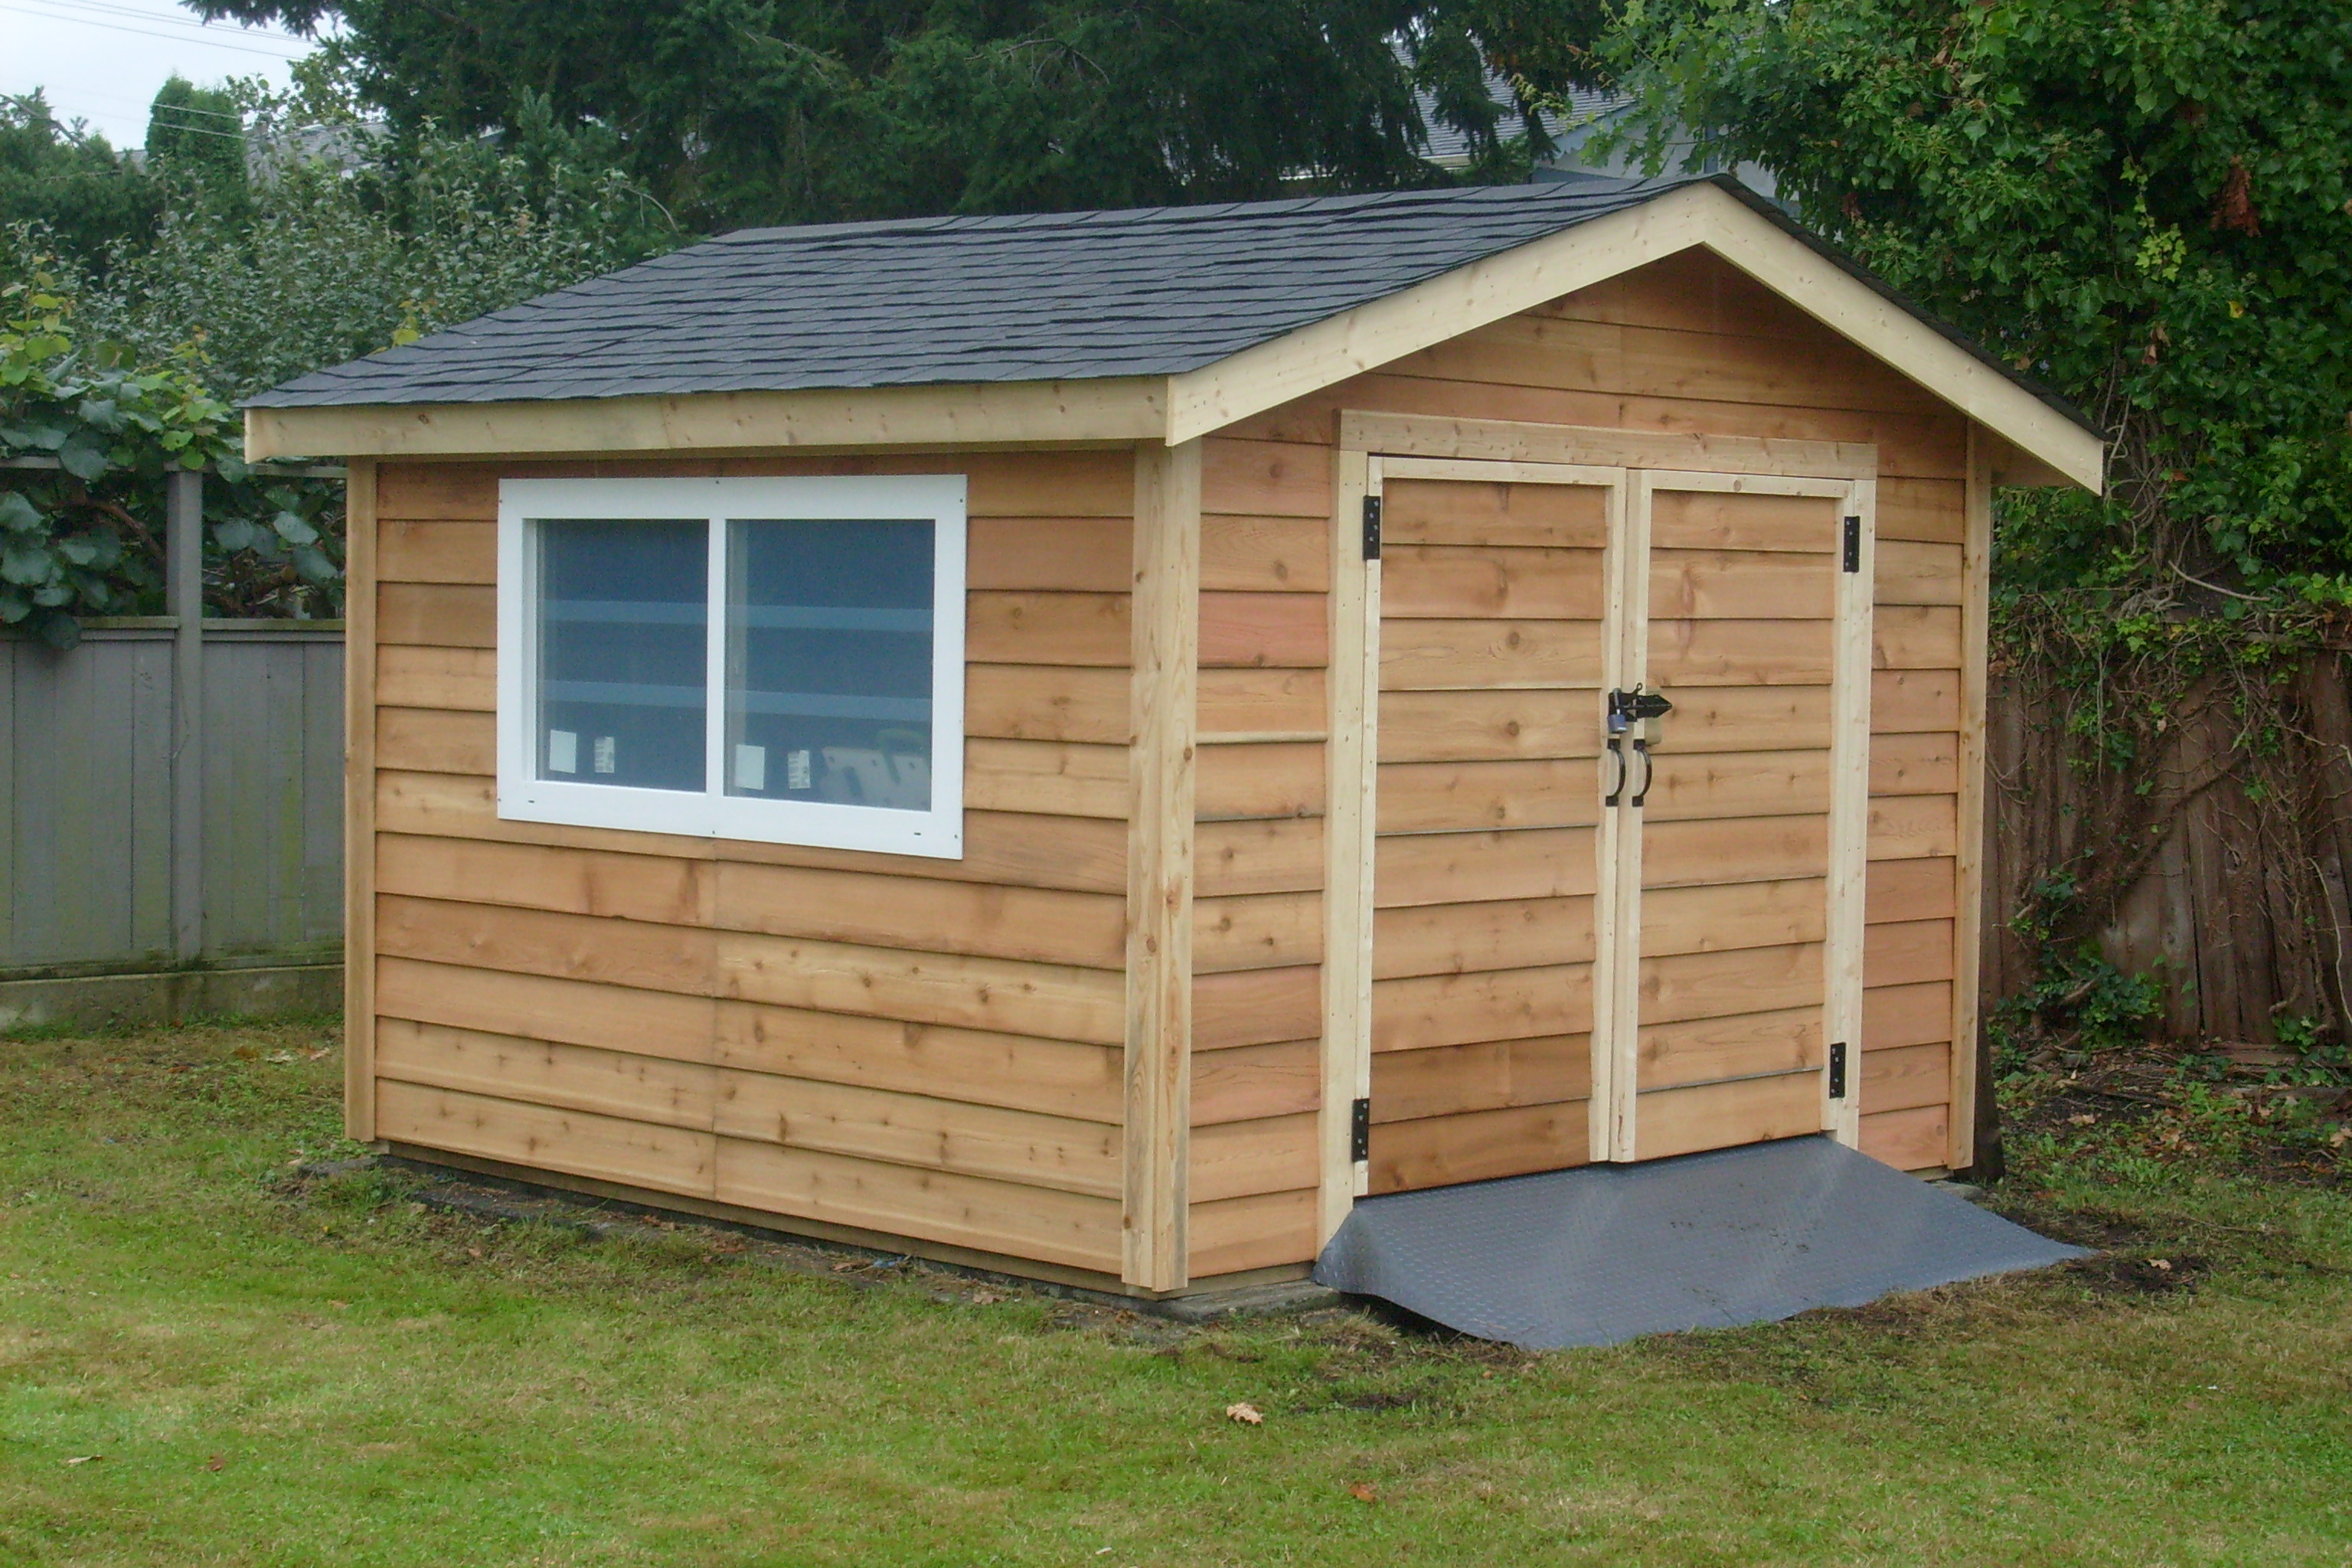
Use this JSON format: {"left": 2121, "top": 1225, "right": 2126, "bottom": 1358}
{"left": 495, "top": 474, "right": 967, "bottom": 859}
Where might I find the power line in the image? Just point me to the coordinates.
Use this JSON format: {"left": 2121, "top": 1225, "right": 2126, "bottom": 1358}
{"left": 23, "top": 0, "right": 315, "bottom": 45}
{"left": 0, "top": 0, "right": 315, "bottom": 57}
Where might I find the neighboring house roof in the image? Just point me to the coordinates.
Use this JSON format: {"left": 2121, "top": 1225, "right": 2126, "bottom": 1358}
{"left": 246, "top": 173, "right": 2103, "bottom": 491}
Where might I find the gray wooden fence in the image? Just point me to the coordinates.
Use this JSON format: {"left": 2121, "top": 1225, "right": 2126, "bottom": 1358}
{"left": 0, "top": 617, "right": 344, "bottom": 976}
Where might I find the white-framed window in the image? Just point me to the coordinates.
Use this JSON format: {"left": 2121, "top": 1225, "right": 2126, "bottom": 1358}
{"left": 495, "top": 475, "right": 966, "bottom": 859}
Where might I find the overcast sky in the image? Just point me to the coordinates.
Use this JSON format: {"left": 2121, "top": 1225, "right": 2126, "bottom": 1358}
{"left": 3, "top": 0, "right": 321, "bottom": 149}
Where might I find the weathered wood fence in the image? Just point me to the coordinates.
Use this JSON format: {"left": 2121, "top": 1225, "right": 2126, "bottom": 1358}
{"left": 1982, "top": 650, "right": 2352, "bottom": 1046}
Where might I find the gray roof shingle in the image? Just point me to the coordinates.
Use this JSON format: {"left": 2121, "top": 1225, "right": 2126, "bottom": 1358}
{"left": 248, "top": 173, "right": 2092, "bottom": 436}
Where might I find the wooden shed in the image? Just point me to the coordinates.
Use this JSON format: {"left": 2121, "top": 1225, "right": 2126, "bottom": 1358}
{"left": 247, "top": 174, "right": 2102, "bottom": 1296}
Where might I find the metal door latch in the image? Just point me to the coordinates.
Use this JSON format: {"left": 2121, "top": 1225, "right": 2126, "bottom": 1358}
{"left": 1604, "top": 687, "right": 1673, "bottom": 808}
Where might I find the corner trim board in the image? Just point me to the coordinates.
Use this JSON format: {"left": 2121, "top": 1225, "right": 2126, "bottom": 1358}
{"left": 344, "top": 458, "right": 379, "bottom": 1140}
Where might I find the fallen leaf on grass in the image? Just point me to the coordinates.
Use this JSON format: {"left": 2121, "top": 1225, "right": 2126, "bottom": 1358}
{"left": 1348, "top": 1482, "right": 1378, "bottom": 1503}
{"left": 2150, "top": 1259, "right": 2173, "bottom": 1271}
{"left": 263, "top": 1051, "right": 298, "bottom": 1065}
{"left": 465, "top": 1247, "right": 483, "bottom": 1259}
{"left": 969, "top": 1289, "right": 1005, "bottom": 1305}
{"left": 64, "top": 1455, "right": 102, "bottom": 1467}
{"left": 205, "top": 1455, "right": 224, "bottom": 1472}
{"left": 1225, "top": 1402, "right": 1263, "bottom": 1426}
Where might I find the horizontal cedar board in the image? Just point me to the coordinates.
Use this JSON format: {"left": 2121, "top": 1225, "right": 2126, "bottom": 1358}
{"left": 1374, "top": 826, "right": 1599, "bottom": 907}
{"left": 716, "top": 1135, "right": 1122, "bottom": 1272}
{"left": 965, "top": 739, "right": 1127, "bottom": 821}
{"left": 1641, "top": 815, "right": 1827, "bottom": 890}
{"left": 1379, "top": 544, "right": 1605, "bottom": 621}
{"left": 1638, "top": 942, "right": 1822, "bottom": 1027}
{"left": 1201, "top": 438, "right": 1331, "bottom": 518}
{"left": 1646, "top": 618, "right": 1833, "bottom": 686}
{"left": 1197, "top": 741, "right": 1324, "bottom": 822}
{"left": 1196, "top": 815, "right": 1322, "bottom": 897}
{"left": 1873, "top": 606, "right": 1964, "bottom": 670}
{"left": 717, "top": 930, "right": 1126, "bottom": 1045}
{"left": 1241, "top": 371, "right": 1968, "bottom": 479}
{"left": 1860, "top": 1102, "right": 1949, "bottom": 1172}
{"left": 378, "top": 891, "right": 720, "bottom": 996}
{"left": 1373, "top": 894, "right": 1596, "bottom": 980}
{"left": 1193, "top": 1039, "right": 1320, "bottom": 1125}
{"left": 377, "top": 451, "right": 1135, "bottom": 521}
{"left": 1370, "top": 1100, "right": 1589, "bottom": 1194}
{"left": 1864, "top": 918, "right": 1958, "bottom": 988}
{"left": 1639, "top": 877, "right": 1827, "bottom": 957}
{"left": 1372, "top": 962, "right": 1592, "bottom": 1052}
{"left": 377, "top": 832, "right": 714, "bottom": 927}
{"left": 376, "top": 1018, "right": 715, "bottom": 1129}
{"left": 380, "top": 581, "right": 493, "bottom": 648}
{"left": 1656, "top": 685, "right": 1831, "bottom": 753}
{"left": 1370, "top": 1033, "right": 1590, "bottom": 1122}
{"left": 1376, "top": 756, "right": 1601, "bottom": 834}
{"left": 715, "top": 1001, "right": 1121, "bottom": 1122}
{"left": 1870, "top": 732, "right": 1961, "bottom": 796}
{"left": 1189, "top": 1187, "right": 1318, "bottom": 1277}
{"left": 1871, "top": 668, "right": 1962, "bottom": 733}
{"left": 378, "top": 645, "right": 494, "bottom": 711}
{"left": 1200, "top": 514, "right": 1329, "bottom": 593}
{"left": 965, "top": 593, "right": 1129, "bottom": 668}
{"left": 377, "top": 769, "right": 1129, "bottom": 894}
{"left": 1638, "top": 1006, "right": 1822, "bottom": 1089}
{"left": 966, "top": 664, "right": 1129, "bottom": 744}
{"left": 1863, "top": 1041, "right": 1951, "bottom": 1114}
{"left": 1541, "top": 250, "right": 1846, "bottom": 341}
{"left": 1635, "top": 1071, "right": 1821, "bottom": 1161}
{"left": 1862, "top": 981, "right": 1955, "bottom": 1053}
{"left": 1875, "top": 541, "right": 1965, "bottom": 606}
{"left": 379, "top": 1080, "right": 716, "bottom": 1196}
{"left": 1412, "top": 312, "right": 1949, "bottom": 418}
{"left": 1377, "top": 688, "right": 1599, "bottom": 763}
{"left": 1381, "top": 476, "right": 1608, "bottom": 549}
{"left": 379, "top": 706, "right": 494, "bottom": 775}
{"left": 712, "top": 861, "right": 1126, "bottom": 969}
{"left": 1199, "top": 591, "right": 1328, "bottom": 669}
{"left": 969, "top": 518, "right": 1131, "bottom": 593}
{"left": 1648, "top": 490, "right": 1838, "bottom": 554}
{"left": 377, "top": 956, "right": 715, "bottom": 1060}
{"left": 1198, "top": 666, "right": 1326, "bottom": 737}
{"left": 380, "top": 518, "right": 493, "bottom": 584}
{"left": 1648, "top": 548, "right": 1834, "bottom": 620}
{"left": 1638, "top": 748, "right": 1830, "bottom": 823}
{"left": 1866, "top": 855, "right": 1958, "bottom": 926}
{"left": 1874, "top": 479, "right": 1965, "bottom": 545}
{"left": 1191, "top": 1112, "right": 1319, "bottom": 1204}
{"left": 1380, "top": 618, "right": 1605, "bottom": 691}
{"left": 1194, "top": 890, "right": 1323, "bottom": 974}
{"left": 1194, "top": 964, "right": 1321, "bottom": 1051}
{"left": 1868, "top": 795, "right": 1960, "bottom": 861}
{"left": 714, "top": 1070, "right": 1121, "bottom": 1198}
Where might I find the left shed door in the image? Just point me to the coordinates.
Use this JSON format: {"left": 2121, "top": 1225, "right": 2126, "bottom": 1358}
{"left": 1361, "top": 462, "right": 1625, "bottom": 1194}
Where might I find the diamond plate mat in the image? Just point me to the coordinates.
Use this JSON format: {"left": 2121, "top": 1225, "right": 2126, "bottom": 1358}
{"left": 1312, "top": 1135, "right": 2088, "bottom": 1349}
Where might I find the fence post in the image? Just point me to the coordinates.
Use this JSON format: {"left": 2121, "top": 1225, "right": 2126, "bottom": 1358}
{"left": 168, "top": 467, "right": 204, "bottom": 964}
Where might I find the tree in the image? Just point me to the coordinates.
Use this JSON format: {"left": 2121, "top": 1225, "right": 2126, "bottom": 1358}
{"left": 0, "top": 93, "right": 157, "bottom": 273}
{"left": 187, "top": 0, "right": 1611, "bottom": 230}
{"left": 145, "top": 75, "right": 247, "bottom": 185}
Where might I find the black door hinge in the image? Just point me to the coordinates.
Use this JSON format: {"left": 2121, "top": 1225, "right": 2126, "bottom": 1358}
{"left": 1842, "top": 515, "right": 1862, "bottom": 573}
{"left": 1828, "top": 1041, "right": 1848, "bottom": 1100}
{"left": 1361, "top": 495, "right": 1383, "bottom": 561}
{"left": 1349, "top": 1096, "right": 1371, "bottom": 1161}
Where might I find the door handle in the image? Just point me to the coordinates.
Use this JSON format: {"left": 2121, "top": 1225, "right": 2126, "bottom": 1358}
{"left": 1629, "top": 737, "right": 1654, "bottom": 808}
{"left": 1604, "top": 735, "right": 1628, "bottom": 807}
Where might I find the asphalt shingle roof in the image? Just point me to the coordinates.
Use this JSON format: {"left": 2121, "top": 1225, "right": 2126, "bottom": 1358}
{"left": 249, "top": 172, "right": 2093, "bottom": 439}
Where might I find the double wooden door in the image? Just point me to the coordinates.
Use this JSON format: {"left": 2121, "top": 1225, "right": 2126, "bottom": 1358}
{"left": 1351, "top": 457, "right": 1873, "bottom": 1195}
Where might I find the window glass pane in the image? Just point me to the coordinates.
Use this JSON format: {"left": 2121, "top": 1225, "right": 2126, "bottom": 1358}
{"left": 725, "top": 518, "right": 934, "bottom": 811}
{"left": 535, "top": 518, "right": 707, "bottom": 792}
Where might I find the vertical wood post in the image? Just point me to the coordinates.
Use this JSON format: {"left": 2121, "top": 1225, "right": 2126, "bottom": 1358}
{"left": 1951, "top": 430, "right": 1995, "bottom": 1170}
{"left": 343, "top": 460, "right": 380, "bottom": 1141}
{"left": 167, "top": 467, "right": 204, "bottom": 964}
{"left": 1122, "top": 439, "right": 1200, "bottom": 1291}
{"left": 1318, "top": 449, "right": 1377, "bottom": 1244}
{"left": 1823, "top": 475, "right": 1877, "bottom": 1149}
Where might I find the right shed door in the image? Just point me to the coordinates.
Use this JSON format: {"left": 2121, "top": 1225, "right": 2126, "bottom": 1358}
{"left": 1592, "top": 472, "right": 1876, "bottom": 1164}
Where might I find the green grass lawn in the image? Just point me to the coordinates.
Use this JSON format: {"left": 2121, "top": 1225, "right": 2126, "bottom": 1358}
{"left": 2, "top": 1018, "right": 2348, "bottom": 1566}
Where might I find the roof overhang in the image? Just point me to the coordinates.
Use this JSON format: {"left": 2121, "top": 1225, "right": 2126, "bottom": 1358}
{"left": 246, "top": 181, "right": 2102, "bottom": 492}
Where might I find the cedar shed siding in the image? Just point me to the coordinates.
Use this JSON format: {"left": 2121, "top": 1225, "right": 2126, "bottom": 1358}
{"left": 363, "top": 452, "right": 1142, "bottom": 1275}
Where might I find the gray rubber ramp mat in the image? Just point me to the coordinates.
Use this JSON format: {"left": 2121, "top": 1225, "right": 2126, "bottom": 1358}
{"left": 1313, "top": 1135, "right": 2087, "bottom": 1349}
